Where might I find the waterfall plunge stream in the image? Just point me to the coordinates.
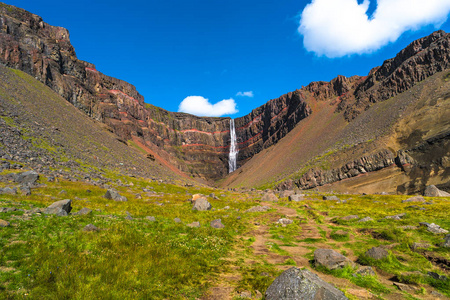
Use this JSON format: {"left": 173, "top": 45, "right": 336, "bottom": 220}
{"left": 228, "top": 119, "right": 238, "bottom": 173}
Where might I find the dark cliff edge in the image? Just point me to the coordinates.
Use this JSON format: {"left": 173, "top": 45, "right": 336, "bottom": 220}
{"left": 1, "top": 2, "right": 449, "bottom": 184}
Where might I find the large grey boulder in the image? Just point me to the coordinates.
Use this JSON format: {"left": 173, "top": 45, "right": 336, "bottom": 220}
{"left": 443, "top": 235, "right": 450, "bottom": 248}
{"left": 73, "top": 207, "right": 92, "bottom": 216}
{"left": 314, "top": 249, "right": 354, "bottom": 270}
{"left": 424, "top": 185, "right": 450, "bottom": 197}
{"left": 104, "top": 189, "right": 128, "bottom": 202}
{"left": 192, "top": 196, "right": 212, "bottom": 211}
{"left": 43, "top": 199, "right": 72, "bottom": 216}
{"left": 265, "top": 267, "right": 348, "bottom": 300}
{"left": 13, "top": 171, "right": 39, "bottom": 186}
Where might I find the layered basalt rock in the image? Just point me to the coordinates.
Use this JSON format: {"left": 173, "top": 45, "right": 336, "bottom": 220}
{"left": 339, "top": 30, "right": 450, "bottom": 120}
{"left": 0, "top": 3, "right": 312, "bottom": 180}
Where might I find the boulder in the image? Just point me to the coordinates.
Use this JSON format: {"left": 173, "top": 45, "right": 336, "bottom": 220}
{"left": 210, "top": 219, "right": 224, "bottom": 229}
{"left": 20, "top": 186, "right": 31, "bottom": 196}
{"left": 245, "top": 206, "right": 270, "bottom": 213}
{"left": 384, "top": 213, "right": 406, "bottom": 220}
{"left": 424, "top": 185, "right": 450, "bottom": 197}
{"left": 146, "top": 216, "right": 156, "bottom": 222}
{"left": 419, "top": 222, "right": 449, "bottom": 234}
{"left": 357, "top": 217, "right": 373, "bottom": 223}
{"left": 410, "top": 242, "right": 431, "bottom": 251}
{"left": 43, "top": 199, "right": 72, "bottom": 216}
{"left": 174, "top": 218, "right": 181, "bottom": 223}
{"left": 261, "top": 192, "right": 279, "bottom": 202}
{"left": 341, "top": 215, "right": 359, "bottom": 221}
{"left": 443, "top": 234, "right": 450, "bottom": 248}
{"left": 314, "top": 249, "right": 354, "bottom": 270}
{"left": 265, "top": 267, "right": 348, "bottom": 300}
{"left": 0, "top": 187, "right": 17, "bottom": 195}
{"left": 364, "top": 247, "right": 388, "bottom": 260}
{"left": 73, "top": 207, "right": 92, "bottom": 216}
{"left": 13, "top": 171, "right": 39, "bottom": 186}
{"left": 83, "top": 224, "right": 99, "bottom": 232}
{"left": 323, "top": 195, "right": 340, "bottom": 201}
{"left": 402, "top": 196, "right": 425, "bottom": 203}
{"left": 277, "top": 218, "right": 293, "bottom": 225}
{"left": 0, "top": 219, "right": 10, "bottom": 227}
{"left": 354, "top": 266, "right": 376, "bottom": 277}
{"left": 104, "top": 189, "right": 128, "bottom": 202}
{"left": 289, "top": 194, "right": 304, "bottom": 202}
{"left": 192, "top": 197, "right": 212, "bottom": 211}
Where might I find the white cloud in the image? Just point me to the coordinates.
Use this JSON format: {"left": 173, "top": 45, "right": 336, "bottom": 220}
{"left": 299, "top": 0, "right": 450, "bottom": 57}
{"left": 178, "top": 96, "right": 238, "bottom": 117}
{"left": 236, "top": 91, "right": 254, "bottom": 98}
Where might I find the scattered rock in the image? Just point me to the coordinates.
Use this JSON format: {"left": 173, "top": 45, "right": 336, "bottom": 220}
{"left": 125, "top": 215, "right": 133, "bottom": 220}
{"left": 277, "top": 218, "right": 293, "bottom": 226}
{"left": 240, "top": 290, "right": 252, "bottom": 298}
{"left": 357, "top": 217, "right": 373, "bottom": 223}
{"left": 442, "top": 234, "right": 450, "bottom": 248}
{"left": 192, "top": 196, "right": 212, "bottom": 211}
{"left": 265, "top": 267, "right": 348, "bottom": 300}
{"left": 210, "top": 219, "right": 224, "bottom": 229}
{"left": 428, "top": 272, "right": 448, "bottom": 281}
{"left": 13, "top": 171, "right": 39, "bottom": 186}
{"left": 261, "top": 192, "right": 279, "bottom": 202}
{"left": 0, "top": 187, "right": 17, "bottom": 195}
{"left": 384, "top": 213, "right": 406, "bottom": 220}
{"left": 323, "top": 195, "right": 340, "bottom": 201}
{"left": 420, "top": 222, "right": 449, "bottom": 234}
{"left": 410, "top": 242, "right": 431, "bottom": 251}
{"left": 146, "top": 216, "right": 156, "bottom": 222}
{"left": 43, "top": 199, "right": 72, "bottom": 216}
{"left": 314, "top": 249, "right": 354, "bottom": 270}
{"left": 0, "top": 219, "right": 10, "bottom": 227}
{"left": 83, "top": 224, "right": 98, "bottom": 232}
{"left": 424, "top": 185, "right": 450, "bottom": 197}
{"left": 393, "top": 282, "right": 421, "bottom": 293}
{"left": 73, "top": 207, "right": 92, "bottom": 216}
{"left": 399, "top": 225, "right": 418, "bottom": 230}
{"left": 104, "top": 189, "right": 128, "bottom": 202}
{"left": 245, "top": 206, "right": 270, "bottom": 213}
{"left": 187, "top": 221, "right": 200, "bottom": 228}
{"left": 289, "top": 194, "right": 304, "bottom": 202}
{"left": 402, "top": 196, "right": 425, "bottom": 203}
{"left": 354, "top": 266, "right": 376, "bottom": 277}
{"left": 364, "top": 247, "right": 388, "bottom": 260}
{"left": 341, "top": 215, "right": 359, "bottom": 221}
{"left": 174, "top": 218, "right": 181, "bottom": 223}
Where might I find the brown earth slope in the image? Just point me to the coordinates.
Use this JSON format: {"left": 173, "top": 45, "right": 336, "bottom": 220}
{"left": 0, "top": 64, "right": 190, "bottom": 184}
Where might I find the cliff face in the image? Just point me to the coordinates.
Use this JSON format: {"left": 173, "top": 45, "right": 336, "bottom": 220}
{"left": 1, "top": 3, "right": 450, "bottom": 183}
{"left": 0, "top": 3, "right": 314, "bottom": 180}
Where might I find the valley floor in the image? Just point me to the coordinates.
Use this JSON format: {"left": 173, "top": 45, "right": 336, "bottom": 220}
{"left": 1, "top": 169, "right": 449, "bottom": 299}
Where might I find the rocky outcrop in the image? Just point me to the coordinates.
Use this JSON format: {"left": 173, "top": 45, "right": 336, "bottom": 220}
{"left": 294, "top": 149, "right": 396, "bottom": 190}
{"left": 340, "top": 30, "right": 450, "bottom": 120}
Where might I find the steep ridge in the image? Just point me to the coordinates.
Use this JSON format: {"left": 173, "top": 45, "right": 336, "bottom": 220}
{"left": 1, "top": 2, "right": 449, "bottom": 187}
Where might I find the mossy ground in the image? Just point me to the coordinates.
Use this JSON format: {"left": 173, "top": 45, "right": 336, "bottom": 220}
{"left": 1, "top": 167, "right": 449, "bottom": 299}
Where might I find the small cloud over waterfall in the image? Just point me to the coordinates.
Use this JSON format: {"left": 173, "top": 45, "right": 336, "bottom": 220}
{"left": 178, "top": 96, "right": 238, "bottom": 117}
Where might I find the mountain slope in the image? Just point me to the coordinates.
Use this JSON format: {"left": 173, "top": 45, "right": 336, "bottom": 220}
{"left": 0, "top": 64, "right": 189, "bottom": 184}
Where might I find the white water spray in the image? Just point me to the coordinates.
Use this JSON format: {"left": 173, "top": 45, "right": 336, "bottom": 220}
{"left": 228, "top": 119, "right": 238, "bottom": 173}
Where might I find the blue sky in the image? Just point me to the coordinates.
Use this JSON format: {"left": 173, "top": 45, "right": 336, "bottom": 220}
{"left": 5, "top": 0, "right": 450, "bottom": 117}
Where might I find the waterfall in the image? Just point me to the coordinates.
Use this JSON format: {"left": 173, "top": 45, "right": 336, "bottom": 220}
{"left": 228, "top": 118, "right": 238, "bottom": 173}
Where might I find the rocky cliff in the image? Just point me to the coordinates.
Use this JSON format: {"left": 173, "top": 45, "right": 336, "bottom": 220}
{"left": 0, "top": 3, "right": 313, "bottom": 181}
{"left": 1, "top": 2, "right": 449, "bottom": 183}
